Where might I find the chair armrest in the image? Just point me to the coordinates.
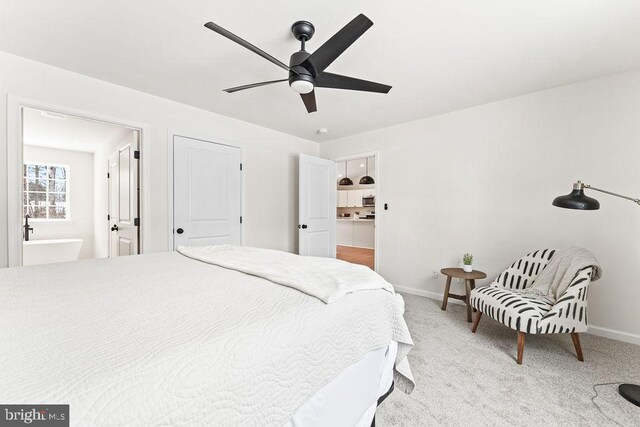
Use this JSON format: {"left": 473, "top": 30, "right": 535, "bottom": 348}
{"left": 537, "top": 267, "right": 594, "bottom": 334}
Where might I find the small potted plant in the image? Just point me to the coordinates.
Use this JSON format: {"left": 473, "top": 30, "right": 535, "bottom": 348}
{"left": 463, "top": 253, "right": 473, "bottom": 272}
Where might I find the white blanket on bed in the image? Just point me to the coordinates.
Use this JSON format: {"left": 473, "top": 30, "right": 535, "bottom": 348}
{"left": 177, "top": 245, "right": 394, "bottom": 303}
{"left": 0, "top": 251, "right": 414, "bottom": 426}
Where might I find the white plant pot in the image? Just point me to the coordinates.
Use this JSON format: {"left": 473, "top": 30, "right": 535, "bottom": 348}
{"left": 463, "top": 265, "right": 473, "bottom": 273}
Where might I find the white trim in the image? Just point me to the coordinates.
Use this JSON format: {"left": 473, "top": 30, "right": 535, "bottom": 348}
{"left": 588, "top": 325, "right": 640, "bottom": 346}
{"left": 396, "top": 285, "right": 640, "bottom": 345}
{"left": 167, "top": 129, "right": 246, "bottom": 250}
{"left": 393, "top": 285, "right": 466, "bottom": 307}
{"left": 339, "top": 244, "right": 375, "bottom": 250}
{"left": 334, "top": 151, "right": 378, "bottom": 162}
{"left": 6, "top": 95, "right": 151, "bottom": 266}
{"left": 330, "top": 151, "right": 380, "bottom": 272}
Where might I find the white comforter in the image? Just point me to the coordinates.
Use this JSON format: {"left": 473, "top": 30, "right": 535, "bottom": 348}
{"left": 177, "top": 245, "right": 395, "bottom": 303}
{"left": 0, "top": 250, "right": 414, "bottom": 426}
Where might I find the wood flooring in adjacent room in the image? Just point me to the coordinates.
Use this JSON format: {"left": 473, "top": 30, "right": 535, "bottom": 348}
{"left": 336, "top": 245, "right": 375, "bottom": 270}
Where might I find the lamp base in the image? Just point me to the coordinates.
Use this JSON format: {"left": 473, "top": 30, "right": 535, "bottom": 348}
{"left": 619, "top": 383, "right": 640, "bottom": 407}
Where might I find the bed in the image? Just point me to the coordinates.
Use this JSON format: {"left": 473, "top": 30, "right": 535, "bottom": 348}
{"left": 0, "top": 245, "right": 414, "bottom": 426}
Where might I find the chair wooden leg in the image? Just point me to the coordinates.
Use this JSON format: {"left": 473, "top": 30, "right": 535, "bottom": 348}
{"left": 464, "top": 280, "right": 472, "bottom": 322}
{"left": 441, "top": 276, "right": 452, "bottom": 311}
{"left": 571, "top": 332, "right": 584, "bottom": 362}
{"left": 471, "top": 311, "right": 482, "bottom": 333}
{"left": 470, "top": 279, "right": 477, "bottom": 312}
{"left": 517, "top": 332, "right": 525, "bottom": 365}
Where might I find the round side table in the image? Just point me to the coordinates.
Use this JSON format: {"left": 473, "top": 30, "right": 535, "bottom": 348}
{"left": 440, "top": 268, "right": 487, "bottom": 322}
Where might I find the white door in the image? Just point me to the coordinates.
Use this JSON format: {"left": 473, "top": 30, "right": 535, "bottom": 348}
{"left": 298, "top": 154, "right": 336, "bottom": 257}
{"left": 173, "top": 135, "right": 242, "bottom": 248}
{"left": 107, "top": 131, "right": 140, "bottom": 257}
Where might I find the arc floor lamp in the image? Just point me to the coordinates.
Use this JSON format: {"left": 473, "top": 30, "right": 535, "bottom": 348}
{"left": 553, "top": 180, "right": 640, "bottom": 407}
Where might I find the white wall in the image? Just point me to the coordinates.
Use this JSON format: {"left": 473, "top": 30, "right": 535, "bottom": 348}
{"left": 0, "top": 51, "right": 319, "bottom": 267}
{"left": 23, "top": 145, "right": 95, "bottom": 259}
{"left": 320, "top": 69, "right": 640, "bottom": 341}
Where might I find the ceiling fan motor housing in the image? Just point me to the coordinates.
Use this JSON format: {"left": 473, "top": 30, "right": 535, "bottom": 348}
{"left": 289, "top": 50, "right": 314, "bottom": 93}
{"left": 291, "top": 20, "right": 315, "bottom": 42}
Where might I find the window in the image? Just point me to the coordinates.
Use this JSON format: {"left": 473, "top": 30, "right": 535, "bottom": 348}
{"left": 23, "top": 163, "right": 69, "bottom": 220}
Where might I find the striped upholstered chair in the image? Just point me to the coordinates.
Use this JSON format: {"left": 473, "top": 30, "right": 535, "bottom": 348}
{"left": 469, "top": 249, "right": 597, "bottom": 365}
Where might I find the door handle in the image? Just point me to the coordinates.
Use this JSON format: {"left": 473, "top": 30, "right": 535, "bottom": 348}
{"left": 176, "top": 228, "right": 184, "bottom": 234}
{"left": 111, "top": 224, "right": 118, "bottom": 231}
{"left": 298, "top": 224, "right": 308, "bottom": 229}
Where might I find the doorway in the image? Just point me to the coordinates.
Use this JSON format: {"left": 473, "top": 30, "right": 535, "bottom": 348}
{"left": 335, "top": 154, "right": 377, "bottom": 270}
{"left": 10, "top": 104, "right": 143, "bottom": 266}
{"left": 171, "top": 134, "right": 243, "bottom": 249}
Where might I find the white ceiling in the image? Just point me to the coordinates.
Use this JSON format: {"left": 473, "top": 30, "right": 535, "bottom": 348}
{"left": 2, "top": 1, "right": 640, "bottom": 142}
{"left": 23, "top": 108, "right": 131, "bottom": 153}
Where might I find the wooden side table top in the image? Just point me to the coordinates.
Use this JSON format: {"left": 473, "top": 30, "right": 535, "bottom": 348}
{"left": 440, "top": 268, "right": 487, "bottom": 280}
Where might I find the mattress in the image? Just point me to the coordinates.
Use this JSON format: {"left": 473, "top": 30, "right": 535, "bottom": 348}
{"left": 0, "top": 251, "right": 413, "bottom": 425}
{"left": 288, "top": 341, "right": 397, "bottom": 427}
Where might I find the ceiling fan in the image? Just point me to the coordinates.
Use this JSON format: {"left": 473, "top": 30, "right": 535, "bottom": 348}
{"left": 204, "top": 14, "right": 391, "bottom": 113}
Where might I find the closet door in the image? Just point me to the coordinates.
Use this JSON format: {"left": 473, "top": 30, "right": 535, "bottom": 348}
{"left": 173, "top": 135, "right": 242, "bottom": 248}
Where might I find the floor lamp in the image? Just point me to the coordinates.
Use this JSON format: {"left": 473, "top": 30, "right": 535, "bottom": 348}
{"left": 553, "top": 180, "right": 640, "bottom": 407}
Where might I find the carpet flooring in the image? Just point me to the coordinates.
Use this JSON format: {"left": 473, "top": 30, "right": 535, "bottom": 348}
{"left": 377, "top": 293, "right": 640, "bottom": 426}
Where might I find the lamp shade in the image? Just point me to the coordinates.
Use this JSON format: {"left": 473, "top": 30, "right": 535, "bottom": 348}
{"left": 552, "top": 188, "right": 600, "bottom": 210}
{"left": 358, "top": 157, "right": 375, "bottom": 185}
{"left": 339, "top": 161, "right": 354, "bottom": 186}
{"left": 359, "top": 175, "right": 375, "bottom": 185}
{"left": 339, "top": 177, "right": 354, "bottom": 186}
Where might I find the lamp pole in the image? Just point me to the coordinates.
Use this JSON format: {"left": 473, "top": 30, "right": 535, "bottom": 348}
{"left": 553, "top": 180, "right": 640, "bottom": 407}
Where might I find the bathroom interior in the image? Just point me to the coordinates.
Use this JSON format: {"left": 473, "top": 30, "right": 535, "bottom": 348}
{"left": 21, "top": 107, "right": 137, "bottom": 266}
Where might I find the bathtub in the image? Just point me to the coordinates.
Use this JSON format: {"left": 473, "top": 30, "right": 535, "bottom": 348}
{"left": 22, "top": 239, "right": 83, "bottom": 266}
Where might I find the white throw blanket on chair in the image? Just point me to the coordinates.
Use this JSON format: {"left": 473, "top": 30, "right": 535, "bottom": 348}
{"left": 520, "top": 247, "right": 602, "bottom": 301}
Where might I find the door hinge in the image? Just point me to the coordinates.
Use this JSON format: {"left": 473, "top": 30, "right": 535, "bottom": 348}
{"left": 134, "top": 150, "right": 140, "bottom": 160}
{"left": 107, "top": 214, "right": 110, "bottom": 221}
{"left": 134, "top": 218, "right": 140, "bottom": 226}
{"left": 240, "top": 163, "right": 243, "bottom": 171}
{"left": 240, "top": 216, "right": 243, "bottom": 224}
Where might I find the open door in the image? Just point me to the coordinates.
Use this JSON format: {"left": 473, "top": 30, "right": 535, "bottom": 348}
{"left": 298, "top": 154, "right": 336, "bottom": 257}
{"left": 107, "top": 131, "right": 140, "bottom": 256}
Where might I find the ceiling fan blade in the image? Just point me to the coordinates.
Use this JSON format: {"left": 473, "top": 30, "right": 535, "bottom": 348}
{"left": 300, "top": 14, "right": 373, "bottom": 77}
{"left": 300, "top": 91, "right": 317, "bottom": 113}
{"left": 204, "top": 21, "right": 293, "bottom": 73}
{"left": 315, "top": 72, "right": 391, "bottom": 93}
{"left": 224, "top": 79, "right": 288, "bottom": 93}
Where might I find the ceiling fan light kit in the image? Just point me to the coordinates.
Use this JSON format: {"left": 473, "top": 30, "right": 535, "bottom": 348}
{"left": 204, "top": 14, "right": 391, "bottom": 113}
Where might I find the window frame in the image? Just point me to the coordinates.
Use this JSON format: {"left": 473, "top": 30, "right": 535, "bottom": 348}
{"left": 23, "top": 161, "right": 71, "bottom": 222}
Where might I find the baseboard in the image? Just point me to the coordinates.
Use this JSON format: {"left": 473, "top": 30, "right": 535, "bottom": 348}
{"left": 395, "top": 284, "right": 640, "bottom": 346}
{"left": 587, "top": 325, "right": 640, "bottom": 346}
{"left": 394, "top": 285, "right": 466, "bottom": 306}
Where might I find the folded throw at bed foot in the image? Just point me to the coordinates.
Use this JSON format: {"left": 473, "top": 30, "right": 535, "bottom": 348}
{"left": 177, "top": 244, "right": 395, "bottom": 303}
